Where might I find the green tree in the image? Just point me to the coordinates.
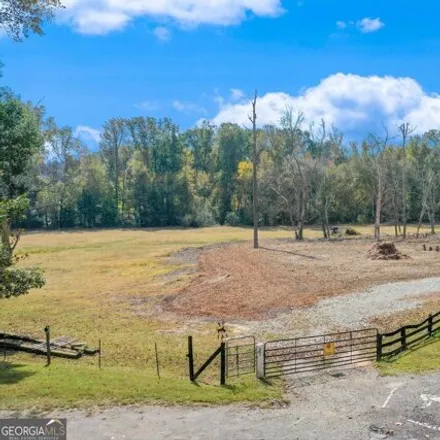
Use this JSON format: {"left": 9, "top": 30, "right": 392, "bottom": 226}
{"left": 184, "top": 121, "right": 216, "bottom": 174}
{"left": 216, "top": 123, "right": 249, "bottom": 224}
{"left": 0, "top": 88, "right": 45, "bottom": 298}
{"left": 40, "top": 118, "right": 82, "bottom": 228}
{"left": 100, "top": 118, "right": 126, "bottom": 225}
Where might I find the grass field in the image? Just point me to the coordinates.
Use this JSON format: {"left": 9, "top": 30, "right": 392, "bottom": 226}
{"left": 1, "top": 227, "right": 293, "bottom": 410}
{"left": 0, "top": 224, "right": 438, "bottom": 410}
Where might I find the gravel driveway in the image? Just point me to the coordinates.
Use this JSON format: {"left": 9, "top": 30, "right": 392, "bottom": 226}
{"left": 238, "top": 277, "right": 440, "bottom": 337}
{"left": 6, "top": 368, "right": 439, "bottom": 440}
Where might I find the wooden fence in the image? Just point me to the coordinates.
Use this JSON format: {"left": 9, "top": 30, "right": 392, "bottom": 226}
{"left": 377, "top": 311, "right": 440, "bottom": 359}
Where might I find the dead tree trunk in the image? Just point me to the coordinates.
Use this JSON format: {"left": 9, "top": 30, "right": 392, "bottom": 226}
{"left": 416, "top": 171, "right": 435, "bottom": 238}
{"left": 370, "top": 127, "right": 390, "bottom": 242}
{"left": 399, "top": 123, "right": 415, "bottom": 239}
{"left": 297, "top": 182, "right": 306, "bottom": 240}
{"left": 391, "top": 192, "right": 400, "bottom": 237}
{"left": 324, "top": 197, "right": 331, "bottom": 239}
{"left": 428, "top": 186, "right": 436, "bottom": 235}
{"left": 249, "top": 90, "right": 259, "bottom": 249}
{"left": 374, "top": 176, "right": 383, "bottom": 241}
{"left": 321, "top": 222, "right": 328, "bottom": 239}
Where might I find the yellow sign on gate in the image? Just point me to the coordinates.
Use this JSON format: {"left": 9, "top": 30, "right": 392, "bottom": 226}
{"left": 323, "top": 342, "right": 336, "bottom": 356}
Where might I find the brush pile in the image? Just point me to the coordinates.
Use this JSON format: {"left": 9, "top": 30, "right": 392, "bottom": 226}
{"left": 367, "top": 242, "right": 410, "bottom": 260}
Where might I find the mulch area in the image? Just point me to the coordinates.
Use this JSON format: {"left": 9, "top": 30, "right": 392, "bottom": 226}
{"left": 163, "top": 239, "right": 440, "bottom": 320}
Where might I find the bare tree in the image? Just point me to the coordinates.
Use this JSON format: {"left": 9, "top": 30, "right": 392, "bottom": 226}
{"left": 398, "top": 122, "right": 416, "bottom": 239}
{"left": 279, "top": 109, "right": 309, "bottom": 240}
{"left": 248, "top": 90, "right": 259, "bottom": 249}
{"left": 416, "top": 168, "right": 436, "bottom": 238}
{"left": 351, "top": 127, "right": 390, "bottom": 241}
{"left": 310, "top": 121, "right": 342, "bottom": 239}
{"left": 370, "top": 129, "right": 390, "bottom": 241}
{"left": 386, "top": 151, "right": 402, "bottom": 237}
{"left": 412, "top": 140, "right": 439, "bottom": 237}
{"left": 427, "top": 183, "right": 437, "bottom": 235}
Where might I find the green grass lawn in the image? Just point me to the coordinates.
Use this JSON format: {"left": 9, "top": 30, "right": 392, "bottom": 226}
{"left": 0, "top": 361, "right": 281, "bottom": 411}
{"left": 379, "top": 336, "right": 440, "bottom": 375}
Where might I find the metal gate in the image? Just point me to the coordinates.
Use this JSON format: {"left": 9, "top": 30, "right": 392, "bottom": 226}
{"left": 226, "top": 336, "right": 256, "bottom": 378}
{"left": 264, "top": 329, "right": 378, "bottom": 378}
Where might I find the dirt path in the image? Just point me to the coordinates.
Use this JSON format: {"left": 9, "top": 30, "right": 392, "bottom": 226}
{"left": 8, "top": 369, "right": 440, "bottom": 440}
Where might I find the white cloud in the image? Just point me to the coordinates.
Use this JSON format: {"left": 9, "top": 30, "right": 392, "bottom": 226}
{"left": 230, "top": 88, "right": 245, "bottom": 101}
{"left": 336, "top": 20, "right": 347, "bottom": 30}
{"left": 153, "top": 26, "right": 171, "bottom": 41}
{"left": 73, "top": 10, "right": 130, "bottom": 34}
{"left": 75, "top": 125, "right": 101, "bottom": 143}
{"left": 336, "top": 17, "right": 384, "bottom": 34}
{"left": 211, "top": 73, "right": 440, "bottom": 137}
{"left": 135, "top": 101, "right": 161, "bottom": 111}
{"left": 173, "top": 100, "right": 206, "bottom": 114}
{"left": 59, "top": 0, "right": 284, "bottom": 35}
{"left": 357, "top": 17, "right": 384, "bottom": 34}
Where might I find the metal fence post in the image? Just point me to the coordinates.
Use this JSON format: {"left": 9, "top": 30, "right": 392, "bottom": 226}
{"left": 256, "top": 342, "right": 265, "bottom": 379}
{"left": 187, "top": 336, "right": 195, "bottom": 381}
{"left": 220, "top": 342, "right": 226, "bottom": 385}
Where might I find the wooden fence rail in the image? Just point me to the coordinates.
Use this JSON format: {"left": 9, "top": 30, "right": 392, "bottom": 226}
{"left": 378, "top": 311, "right": 440, "bottom": 359}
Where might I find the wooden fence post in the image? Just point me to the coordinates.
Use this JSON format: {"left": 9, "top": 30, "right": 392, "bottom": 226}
{"left": 187, "top": 336, "right": 195, "bottom": 381}
{"left": 376, "top": 333, "right": 383, "bottom": 361}
{"left": 401, "top": 328, "right": 407, "bottom": 352}
{"left": 235, "top": 345, "right": 239, "bottom": 377}
{"left": 256, "top": 343, "right": 265, "bottom": 379}
{"left": 220, "top": 342, "right": 226, "bottom": 386}
{"left": 428, "top": 314, "right": 433, "bottom": 337}
{"left": 44, "top": 326, "right": 51, "bottom": 367}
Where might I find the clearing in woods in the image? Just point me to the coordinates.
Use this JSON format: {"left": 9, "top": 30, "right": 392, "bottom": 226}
{"left": 1, "top": 225, "right": 440, "bottom": 410}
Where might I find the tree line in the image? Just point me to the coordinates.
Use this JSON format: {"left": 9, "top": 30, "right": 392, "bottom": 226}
{"left": 0, "top": 90, "right": 436, "bottom": 241}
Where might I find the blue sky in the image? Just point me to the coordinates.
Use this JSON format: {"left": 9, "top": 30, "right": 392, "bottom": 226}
{"left": 3, "top": 0, "right": 440, "bottom": 146}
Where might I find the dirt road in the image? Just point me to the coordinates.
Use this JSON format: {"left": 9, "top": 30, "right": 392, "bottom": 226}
{"left": 8, "top": 368, "right": 439, "bottom": 440}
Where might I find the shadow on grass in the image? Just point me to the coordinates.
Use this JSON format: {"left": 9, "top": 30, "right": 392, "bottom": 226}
{"left": 260, "top": 246, "right": 318, "bottom": 260}
{"left": 0, "top": 362, "right": 36, "bottom": 385}
{"left": 380, "top": 335, "right": 440, "bottom": 365}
